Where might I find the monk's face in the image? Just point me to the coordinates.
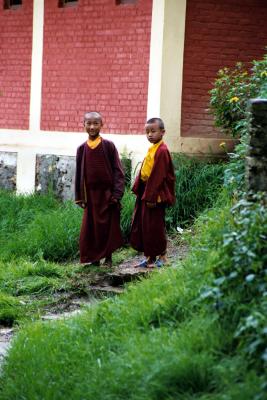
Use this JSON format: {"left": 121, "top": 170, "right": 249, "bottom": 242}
{"left": 84, "top": 113, "right": 103, "bottom": 140}
{"left": 145, "top": 122, "right": 165, "bottom": 144}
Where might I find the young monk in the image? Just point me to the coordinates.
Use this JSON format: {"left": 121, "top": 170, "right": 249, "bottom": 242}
{"left": 75, "top": 111, "right": 125, "bottom": 267}
{"left": 130, "top": 117, "right": 175, "bottom": 268}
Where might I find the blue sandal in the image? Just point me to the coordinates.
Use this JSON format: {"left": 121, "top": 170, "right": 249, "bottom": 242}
{"left": 136, "top": 260, "right": 148, "bottom": 268}
{"left": 155, "top": 259, "right": 164, "bottom": 268}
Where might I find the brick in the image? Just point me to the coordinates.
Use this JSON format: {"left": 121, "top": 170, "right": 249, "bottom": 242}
{"left": 38, "top": 0, "right": 152, "bottom": 134}
{"left": 182, "top": 0, "right": 267, "bottom": 138}
{"left": 0, "top": 1, "right": 32, "bottom": 130}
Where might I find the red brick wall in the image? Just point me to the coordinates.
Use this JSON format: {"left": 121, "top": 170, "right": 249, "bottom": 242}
{"left": 41, "top": 0, "right": 152, "bottom": 134}
{"left": 182, "top": 0, "right": 267, "bottom": 138}
{"left": 0, "top": 1, "right": 33, "bottom": 130}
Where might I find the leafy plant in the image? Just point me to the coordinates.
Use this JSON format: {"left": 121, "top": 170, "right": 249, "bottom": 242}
{"left": 202, "top": 193, "right": 267, "bottom": 371}
{"left": 210, "top": 53, "right": 267, "bottom": 137}
{"left": 223, "top": 133, "right": 249, "bottom": 195}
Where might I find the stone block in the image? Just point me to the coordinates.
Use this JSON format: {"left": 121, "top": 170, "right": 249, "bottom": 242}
{"left": 35, "top": 154, "right": 76, "bottom": 201}
{"left": 246, "top": 156, "right": 267, "bottom": 192}
{"left": 0, "top": 152, "right": 17, "bottom": 191}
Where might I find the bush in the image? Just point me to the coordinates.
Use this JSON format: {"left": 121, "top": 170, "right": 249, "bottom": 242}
{"left": 210, "top": 53, "right": 267, "bottom": 137}
{"left": 201, "top": 193, "right": 267, "bottom": 371}
{"left": 204, "top": 54, "right": 267, "bottom": 380}
{"left": 223, "top": 134, "right": 249, "bottom": 195}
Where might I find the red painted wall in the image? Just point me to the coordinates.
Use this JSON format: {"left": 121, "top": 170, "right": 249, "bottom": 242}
{"left": 41, "top": 0, "right": 152, "bottom": 134}
{"left": 0, "top": 1, "right": 33, "bottom": 130}
{"left": 182, "top": 0, "right": 267, "bottom": 138}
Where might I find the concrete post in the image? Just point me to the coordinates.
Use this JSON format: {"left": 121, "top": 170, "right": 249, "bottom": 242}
{"left": 246, "top": 99, "right": 267, "bottom": 193}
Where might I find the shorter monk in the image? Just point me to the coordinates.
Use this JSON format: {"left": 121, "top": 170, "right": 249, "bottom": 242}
{"left": 130, "top": 117, "right": 175, "bottom": 268}
{"left": 75, "top": 112, "right": 125, "bottom": 267}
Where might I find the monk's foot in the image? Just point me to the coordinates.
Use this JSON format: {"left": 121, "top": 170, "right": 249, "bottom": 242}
{"left": 155, "top": 254, "right": 168, "bottom": 268}
{"left": 102, "top": 256, "right": 112, "bottom": 268}
{"left": 134, "top": 259, "right": 147, "bottom": 268}
{"left": 135, "top": 257, "right": 155, "bottom": 268}
{"left": 147, "top": 257, "right": 156, "bottom": 265}
{"left": 91, "top": 260, "right": 100, "bottom": 266}
{"left": 160, "top": 254, "right": 168, "bottom": 263}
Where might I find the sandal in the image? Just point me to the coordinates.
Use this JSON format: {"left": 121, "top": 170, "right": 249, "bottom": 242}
{"left": 155, "top": 259, "right": 164, "bottom": 268}
{"left": 135, "top": 259, "right": 148, "bottom": 268}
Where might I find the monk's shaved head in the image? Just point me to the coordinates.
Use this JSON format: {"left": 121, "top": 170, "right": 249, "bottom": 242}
{"left": 84, "top": 111, "right": 103, "bottom": 122}
{"left": 146, "top": 117, "right": 165, "bottom": 130}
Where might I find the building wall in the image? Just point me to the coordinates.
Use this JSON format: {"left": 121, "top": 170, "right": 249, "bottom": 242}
{"left": 1, "top": 0, "right": 267, "bottom": 195}
{"left": 0, "top": 1, "right": 33, "bottom": 130}
{"left": 182, "top": 0, "right": 267, "bottom": 138}
{"left": 41, "top": 0, "right": 152, "bottom": 134}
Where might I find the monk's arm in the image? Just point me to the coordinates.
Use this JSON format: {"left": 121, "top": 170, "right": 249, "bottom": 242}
{"left": 75, "top": 146, "right": 83, "bottom": 204}
{"left": 111, "top": 147, "right": 125, "bottom": 200}
{"left": 143, "top": 149, "right": 175, "bottom": 205}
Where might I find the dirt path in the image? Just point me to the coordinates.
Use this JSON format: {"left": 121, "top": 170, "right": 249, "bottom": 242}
{"left": 0, "top": 237, "right": 189, "bottom": 367}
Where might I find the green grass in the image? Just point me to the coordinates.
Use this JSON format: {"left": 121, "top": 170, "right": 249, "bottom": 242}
{"left": 0, "top": 258, "right": 74, "bottom": 325}
{"left": 0, "top": 245, "right": 135, "bottom": 327}
{"left": 0, "top": 262, "right": 261, "bottom": 400}
{"left": 1, "top": 191, "right": 264, "bottom": 399}
{"left": 0, "top": 293, "right": 23, "bottom": 326}
{"left": 0, "top": 158, "right": 264, "bottom": 399}
{"left": 0, "top": 265, "right": 218, "bottom": 399}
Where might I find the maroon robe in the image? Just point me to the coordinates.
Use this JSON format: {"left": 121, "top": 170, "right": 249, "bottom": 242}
{"left": 75, "top": 139, "right": 124, "bottom": 263}
{"left": 130, "top": 142, "right": 175, "bottom": 258}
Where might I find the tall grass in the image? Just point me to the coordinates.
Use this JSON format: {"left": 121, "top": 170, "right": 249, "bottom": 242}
{"left": 0, "top": 189, "right": 59, "bottom": 236}
{"left": 0, "top": 191, "right": 82, "bottom": 261}
{"left": 166, "top": 154, "right": 225, "bottom": 228}
{"left": 120, "top": 187, "right": 135, "bottom": 241}
{"left": 121, "top": 154, "right": 225, "bottom": 238}
{"left": 0, "top": 155, "right": 224, "bottom": 261}
{"left": 0, "top": 292, "right": 23, "bottom": 326}
{"left": 0, "top": 257, "right": 82, "bottom": 325}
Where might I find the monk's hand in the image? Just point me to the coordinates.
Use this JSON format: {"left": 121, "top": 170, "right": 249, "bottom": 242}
{"left": 109, "top": 196, "right": 118, "bottom": 204}
{"left": 77, "top": 202, "right": 86, "bottom": 209}
{"left": 109, "top": 197, "right": 122, "bottom": 209}
{"left": 146, "top": 201, "right": 156, "bottom": 208}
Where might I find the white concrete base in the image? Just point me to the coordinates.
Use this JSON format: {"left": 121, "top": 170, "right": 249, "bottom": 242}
{"left": 178, "top": 136, "right": 238, "bottom": 156}
{"left": 0, "top": 129, "right": 149, "bottom": 194}
{"left": 0, "top": 128, "right": 235, "bottom": 194}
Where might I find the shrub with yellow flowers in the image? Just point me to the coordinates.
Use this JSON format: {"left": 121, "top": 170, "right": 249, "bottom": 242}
{"left": 210, "top": 53, "right": 267, "bottom": 138}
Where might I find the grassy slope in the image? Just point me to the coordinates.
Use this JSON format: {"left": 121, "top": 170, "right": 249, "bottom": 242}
{"left": 0, "top": 194, "right": 263, "bottom": 400}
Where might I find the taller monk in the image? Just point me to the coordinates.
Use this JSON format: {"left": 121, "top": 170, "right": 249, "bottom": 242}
{"left": 75, "top": 112, "right": 125, "bottom": 267}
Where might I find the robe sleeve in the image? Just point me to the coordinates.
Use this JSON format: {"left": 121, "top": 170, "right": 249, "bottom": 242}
{"left": 75, "top": 144, "right": 84, "bottom": 203}
{"left": 112, "top": 146, "right": 125, "bottom": 200}
{"left": 105, "top": 141, "right": 125, "bottom": 200}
